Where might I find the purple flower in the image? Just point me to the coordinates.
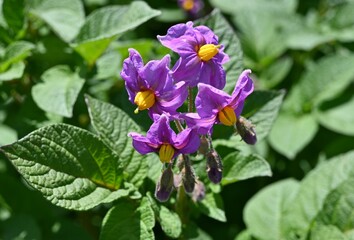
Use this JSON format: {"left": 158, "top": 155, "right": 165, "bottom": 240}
{"left": 183, "top": 70, "right": 254, "bottom": 134}
{"left": 120, "top": 48, "right": 187, "bottom": 117}
{"left": 157, "top": 21, "right": 229, "bottom": 89}
{"left": 178, "top": 0, "right": 204, "bottom": 17}
{"left": 128, "top": 114, "right": 200, "bottom": 163}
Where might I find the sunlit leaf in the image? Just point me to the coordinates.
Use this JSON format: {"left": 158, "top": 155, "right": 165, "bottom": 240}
{"left": 0, "top": 123, "right": 130, "bottom": 210}
{"left": 32, "top": 65, "right": 85, "bottom": 117}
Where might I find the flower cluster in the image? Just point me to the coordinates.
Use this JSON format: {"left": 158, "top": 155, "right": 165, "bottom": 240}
{"left": 121, "top": 21, "right": 255, "bottom": 202}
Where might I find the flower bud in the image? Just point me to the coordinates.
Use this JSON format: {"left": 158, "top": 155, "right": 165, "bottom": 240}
{"left": 155, "top": 165, "right": 174, "bottom": 202}
{"left": 206, "top": 149, "right": 223, "bottom": 184}
{"left": 191, "top": 180, "right": 206, "bottom": 202}
{"left": 182, "top": 155, "right": 196, "bottom": 193}
{"left": 235, "top": 116, "right": 257, "bottom": 145}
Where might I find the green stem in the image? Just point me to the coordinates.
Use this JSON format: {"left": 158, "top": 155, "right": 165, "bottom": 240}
{"left": 188, "top": 87, "right": 194, "bottom": 113}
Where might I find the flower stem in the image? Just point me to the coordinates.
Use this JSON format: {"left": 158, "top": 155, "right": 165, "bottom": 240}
{"left": 188, "top": 87, "right": 194, "bottom": 113}
{"left": 174, "top": 120, "right": 184, "bottom": 132}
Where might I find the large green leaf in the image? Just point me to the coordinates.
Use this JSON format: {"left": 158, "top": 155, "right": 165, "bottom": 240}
{"left": 85, "top": 95, "right": 148, "bottom": 187}
{"left": 0, "top": 123, "right": 131, "bottom": 210}
{"left": 284, "top": 151, "right": 354, "bottom": 237}
{"left": 315, "top": 179, "right": 354, "bottom": 232}
{"left": 315, "top": 93, "right": 354, "bottom": 136}
{"left": 244, "top": 179, "right": 300, "bottom": 240}
{"left": 310, "top": 225, "right": 348, "bottom": 240}
{"left": 198, "top": 192, "right": 226, "bottom": 222}
{"left": 147, "top": 192, "right": 182, "bottom": 239}
{"left": 100, "top": 197, "right": 155, "bottom": 240}
{"left": 296, "top": 54, "right": 354, "bottom": 107}
{"left": 32, "top": 65, "right": 85, "bottom": 117}
{"left": 29, "top": 0, "right": 85, "bottom": 42}
{"left": 269, "top": 113, "right": 318, "bottom": 159}
{"left": 195, "top": 9, "right": 243, "bottom": 93}
{"left": 0, "top": 41, "right": 35, "bottom": 72}
{"left": 222, "top": 151, "right": 272, "bottom": 186}
{"left": 0, "top": 61, "right": 25, "bottom": 81}
{"left": 72, "top": 1, "right": 160, "bottom": 65}
{"left": 210, "top": 0, "right": 297, "bottom": 15}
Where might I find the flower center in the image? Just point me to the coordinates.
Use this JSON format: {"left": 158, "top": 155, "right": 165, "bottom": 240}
{"left": 182, "top": 0, "right": 194, "bottom": 11}
{"left": 134, "top": 90, "right": 155, "bottom": 113}
{"left": 159, "top": 144, "right": 175, "bottom": 163}
{"left": 218, "top": 106, "right": 237, "bottom": 126}
{"left": 197, "top": 44, "right": 220, "bottom": 61}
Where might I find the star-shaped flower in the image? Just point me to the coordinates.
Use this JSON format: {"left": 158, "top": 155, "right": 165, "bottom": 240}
{"left": 158, "top": 21, "right": 229, "bottom": 89}
{"left": 120, "top": 48, "right": 187, "bottom": 117}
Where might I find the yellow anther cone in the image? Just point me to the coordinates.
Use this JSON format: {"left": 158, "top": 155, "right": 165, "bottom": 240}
{"left": 218, "top": 106, "right": 237, "bottom": 126}
{"left": 198, "top": 44, "right": 220, "bottom": 61}
{"left": 159, "top": 144, "right": 175, "bottom": 163}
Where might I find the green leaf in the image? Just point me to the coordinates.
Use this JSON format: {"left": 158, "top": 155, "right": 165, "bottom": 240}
{"left": 259, "top": 57, "right": 293, "bottom": 89}
{"left": 2, "top": 0, "right": 25, "bottom": 37}
{"left": 222, "top": 151, "right": 272, "bottom": 186}
{"left": 244, "top": 179, "right": 300, "bottom": 240}
{"left": 100, "top": 197, "right": 155, "bottom": 240}
{"left": 72, "top": 1, "right": 160, "bottom": 65}
{"left": 269, "top": 113, "right": 318, "bottom": 159}
{"left": 0, "top": 124, "right": 17, "bottom": 146}
{"left": 296, "top": 54, "right": 354, "bottom": 106}
{"left": 315, "top": 93, "right": 354, "bottom": 136}
{"left": 310, "top": 225, "right": 348, "bottom": 240}
{"left": 94, "top": 50, "right": 121, "bottom": 80}
{"left": 243, "top": 90, "right": 285, "bottom": 142}
{"left": 159, "top": 206, "right": 182, "bottom": 239}
{"left": 85, "top": 95, "right": 148, "bottom": 187}
{"left": 315, "top": 179, "right": 354, "bottom": 231}
{"left": 198, "top": 192, "right": 226, "bottom": 222}
{"left": 0, "top": 61, "right": 25, "bottom": 81}
{"left": 29, "top": 0, "right": 85, "bottom": 42}
{"left": 157, "top": 8, "right": 185, "bottom": 22}
{"left": 235, "top": 230, "right": 256, "bottom": 240}
{"left": 0, "top": 123, "right": 128, "bottom": 210}
{"left": 0, "top": 41, "right": 35, "bottom": 72}
{"left": 32, "top": 65, "right": 85, "bottom": 117}
{"left": 232, "top": 9, "right": 288, "bottom": 64}
{"left": 210, "top": 0, "right": 297, "bottom": 15}
{"left": 195, "top": 9, "right": 243, "bottom": 93}
{"left": 284, "top": 151, "right": 354, "bottom": 236}
{"left": 146, "top": 192, "right": 182, "bottom": 238}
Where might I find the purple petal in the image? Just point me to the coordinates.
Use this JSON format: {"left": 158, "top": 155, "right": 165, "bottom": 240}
{"left": 173, "top": 128, "right": 200, "bottom": 154}
{"left": 198, "top": 60, "right": 226, "bottom": 89}
{"left": 229, "top": 69, "right": 254, "bottom": 115}
{"left": 195, "top": 25, "right": 218, "bottom": 44}
{"left": 157, "top": 21, "right": 195, "bottom": 53}
{"left": 139, "top": 54, "right": 171, "bottom": 93}
{"left": 128, "top": 132, "right": 158, "bottom": 154}
{"left": 146, "top": 115, "right": 176, "bottom": 144}
{"left": 172, "top": 57, "right": 202, "bottom": 87}
{"left": 120, "top": 49, "right": 146, "bottom": 102}
{"left": 180, "top": 113, "right": 216, "bottom": 135}
{"left": 196, "top": 83, "right": 231, "bottom": 118}
{"left": 156, "top": 82, "right": 188, "bottom": 112}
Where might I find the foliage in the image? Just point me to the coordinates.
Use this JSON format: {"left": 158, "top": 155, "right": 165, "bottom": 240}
{"left": 1, "top": 0, "right": 354, "bottom": 239}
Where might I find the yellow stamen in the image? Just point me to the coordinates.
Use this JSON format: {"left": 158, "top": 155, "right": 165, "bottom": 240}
{"left": 182, "top": 0, "right": 194, "bottom": 11}
{"left": 134, "top": 90, "right": 155, "bottom": 113}
{"left": 197, "top": 44, "right": 220, "bottom": 61}
{"left": 159, "top": 144, "right": 175, "bottom": 163}
{"left": 218, "top": 106, "right": 237, "bottom": 126}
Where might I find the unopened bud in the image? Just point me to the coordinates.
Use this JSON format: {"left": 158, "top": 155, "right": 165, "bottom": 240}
{"left": 191, "top": 180, "right": 206, "bottom": 202}
{"left": 206, "top": 149, "right": 223, "bottom": 184}
{"left": 155, "top": 165, "right": 174, "bottom": 202}
{"left": 235, "top": 116, "right": 257, "bottom": 145}
{"left": 182, "top": 155, "right": 196, "bottom": 193}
